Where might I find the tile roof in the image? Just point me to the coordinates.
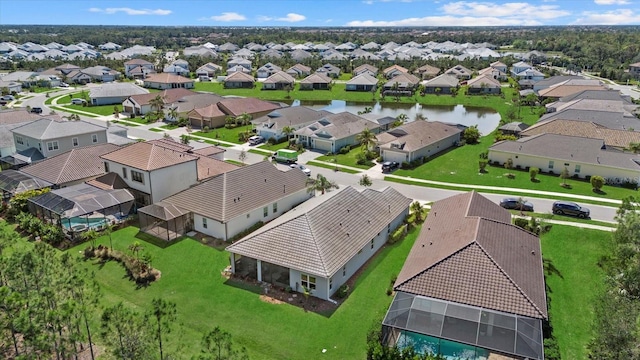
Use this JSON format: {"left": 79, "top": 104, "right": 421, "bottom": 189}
{"left": 539, "top": 109, "right": 640, "bottom": 131}
{"left": 100, "top": 141, "right": 198, "bottom": 171}
{"left": 86, "top": 172, "right": 129, "bottom": 190}
{"left": 11, "top": 119, "right": 106, "bottom": 140}
{"left": 162, "top": 161, "right": 309, "bottom": 222}
{"left": 353, "top": 64, "right": 379, "bottom": 74}
{"left": 192, "top": 145, "right": 225, "bottom": 157}
{"left": 414, "top": 64, "right": 440, "bottom": 75}
{"left": 377, "top": 121, "right": 462, "bottom": 152}
{"left": 0, "top": 109, "right": 42, "bottom": 125}
{"left": 300, "top": 73, "right": 331, "bottom": 84}
{"left": 144, "top": 73, "right": 194, "bottom": 84}
{"left": 224, "top": 71, "right": 255, "bottom": 83}
{"left": 548, "top": 98, "right": 638, "bottom": 117}
{"left": 252, "top": 106, "right": 330, "bottom": 129}
{"left": 395, "top": 191, "right": 547, "bottom": 319}
{"left": 538, "top": 84, "right": 605, "bottom": 98}
{"left": 295, "top": 111, "right": 381, "bottom": 140}
{"left": 490, "top": 133, "right": 640, "bottom": 171}
{"left": 384, "top": 73, "right": 420, "bottom": 87}
{"left": 217, "top": 97, "right": 281, "bottom": 117}
{"left": 520, "top": 119, "right": 640, "bottom": 149}
{"left": 128, "top": 88, "right": 196, "bottom": 106}
{"left": 20, "top": 143, "right": 119, "bottom": 185}
{"left": 190, "top": 103, "right": 226, "bottom": 119}
{"left": 196, "top": 157, "right": 239, "bottom": 181}
{"left": 424, "top": 74, "right": 459, "bottom": 87}
{"left": 346, "top": 73, "right": 378, "bottom": 86}
{"left": 89, "top": 83, "right": 148, "bottom": 98}
{"left": 147, "top": 138, "right": 193, "bottom": 152}
{"left": 262, "top": 71, "right": 295, "bottom": 84}
{"left": 227, "top": 186, "right": 411, "bottom": 278}
{"left": 383, "top": 64, "right": 408, "bottom": 75}
{"left": 467, "top": 74, "right": 501, "bottom": 88}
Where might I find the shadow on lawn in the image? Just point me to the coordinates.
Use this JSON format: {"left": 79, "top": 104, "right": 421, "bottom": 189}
{"left": 134, "top": 231, "right": 186, "bottom": 249}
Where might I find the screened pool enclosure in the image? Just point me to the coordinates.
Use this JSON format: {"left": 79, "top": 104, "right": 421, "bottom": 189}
{"left": 382, "top": 292, "right": 544, "bottom": 360}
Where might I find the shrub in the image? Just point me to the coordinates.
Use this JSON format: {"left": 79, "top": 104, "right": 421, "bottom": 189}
{"left": 339, "top": 146, "right": 350, "bottom": 155}
{"left": 336, "top": 284, "right": 349, "bottom": 299}
{"left": 530, "top": 167, "right": 539, "bottom": 181}
{"left": 387, "top": 224, "right": 407, "bottom": 244}
{"left": 401, "top": 161, "right": 411, "bottom": 169}
{"left": 462, "top": 125, "right": 480, "bottom": 144}
{"left": 203, "top": 126, "right": 210, "bottom": 133}
{"left": 621, "top": 180, "right": 638, "bottom": 190}
{"left": 356, "top": 152, "right": 368, "bottom": 165}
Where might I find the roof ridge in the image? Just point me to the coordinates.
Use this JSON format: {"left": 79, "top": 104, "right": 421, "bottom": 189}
{"left": 302, "top": 214, "right": 329, "bottom": 277}
{"left": 56, "top": 148, "right": 74, "bottom": 183}
{"left": 221, "top": 172, "right": 227, "bottom": 221}
{"left": 473, "top": 240, "right": 546, "bottom": 318}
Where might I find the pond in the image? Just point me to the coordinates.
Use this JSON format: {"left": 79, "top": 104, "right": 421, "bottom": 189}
{"left": 290, "top": 100, "right": 501, "bottom": 135}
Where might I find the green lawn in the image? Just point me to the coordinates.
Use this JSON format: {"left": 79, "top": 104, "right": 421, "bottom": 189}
{"left": 316, "top": 146, "right": 375, "bottom": 169}
{"left": 541, "top": 225, "right": 611, "bottom": 360}
{"left": 258, "top": 141, "right": 291, "bottom": 151}
{"left": 195, "top": 82, "right": 378, "bottom": 102}
{"left": 62, "top": 224, "right": 420, "bottom": 359}
{"left": 49, "top": 106, "right": 99, "bottom": 118}
{"left": 64, "top": 103, "right": 121, "bottom": 116}
{"left": 192, "top": 125, "right": 253, "bottom": 144}
{"left": 149, "top": 128, "right": 164, "bottom": 132}
{"left": 307, "top": 161, "right": 361, "bottom": 174}
{"left": 48, "top": 92, "right": 82, "bottom": 105}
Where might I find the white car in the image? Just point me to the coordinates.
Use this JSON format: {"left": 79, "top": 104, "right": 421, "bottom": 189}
{"left": 290, "top": 164, "right": 311, "bottom": 176}
{"left": 71, "top": 98, "right": 87, "bottom": 105}
{"left": 59, "top": 83, "right": 69, "bottom": 88}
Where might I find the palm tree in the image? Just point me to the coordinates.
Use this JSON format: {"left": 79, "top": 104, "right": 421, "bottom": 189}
{"left": 356, "top": 127, "right": 377, "bottom": 151}
{"left": 410, "top": 201, "right": 424, "bottom": 223}
{"left": 149, "top": 95, "right": 164, "bottom": 121}
{"left": 224, "top": 115, "right": 235, "bottom": 128}
{"left": 306, "top": 174, "right": 339, "bottom": 195}
{"left": 236, "top": 112, "right": 253, "bottom": 126}
{"left": 81, "top": 228, "right": 100, "bottom": 249}
{"left": 282, "top": 126, "right": 295, "bottom": 141}
{"left": 167, "top": 108, "right": 178, "bottom": 122}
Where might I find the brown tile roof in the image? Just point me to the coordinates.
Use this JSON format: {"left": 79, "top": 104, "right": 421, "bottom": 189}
{"left": 144, "top": 73, "right": 194, "bottom": 84}
{"left": 262, "top": 71, "right": 295, "bottom": 84}
{"left": 227, "top": 186, "right": 411, "bottom": 278}
{"left": 100, "top": 141, "right": 198, "bottom": 171}
{"left": 86, "top": 172, "right": 129, "bottom": 190}
{"left": 377, "top": 121, "right": 462, "bottom": 152}
{"left": 538, "top": 84, "right": 605, "bottom": 98}
{"left": 384, "top": 73, "right": 420, "bottom": 87}
{"left": 521, "top": 119, "right": 640, "bottom": 149}
{"left": 300, "top": 73, "right": 331, "bottom": 84}
{"left": 162, "top": 161, "right": 308, "bottom": 222}
{"left": 189, "top": 103, "right": 226, "bottom": 119}
{"left": 0, "top": 109, "right": 43, "bottom": 125}
{"left": 414, "top": 64, "right": 440, "bottom": 75}
{"left": 21, "top": 143, "right": 120, "bottom": 185}
{"left": 353, "top": 64, "right": 379, "bottom": 74}
{"left": 217, "top": 98, "right": 281, "bottom": 117}
{"left": 224, "top": 71, "right": 255, "bottom": 83}
{"left": 196, "top": 157, "right": 238, "bottom": 181}
{"left": 192, "top": 145, "right": 225, "bottom": 157}
{"left": 383, "top": 64, "right": 408, "bottom": 75}
{"left": 125, "top": 59, "right": 153, "bottom": 65}
{"left": 467, "top": 74, "right": 501, "bottom": 88}
{"left": 128, "top": 88, "right": 196, "bottom": 106}
{"left": 395, "top": 191, "right": 547, "bottom": 319}
{"left": 147, "top": 138, "right": 193, "bottom": 152}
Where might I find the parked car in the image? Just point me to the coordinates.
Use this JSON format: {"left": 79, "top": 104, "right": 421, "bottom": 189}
{"left": 552, "top": 201, "right": 590, "bottom": 218}
{"left": 1, "top": 95, "right": 15, "bottom": 101}
{"left": 499, "top": 198, "right": 534, "bottom": 212}
{"left": 71, "top": 98, "right": 86, "bottom": 105}
{"left": 290, "top": 164, "right": 311, "bottom": 176}
{"left": 0, "top": 100, "right": 7, "bottom": 106}
{"left": 59, "top": 83, "right": 69, "bottom": 88}
{"left": 30, "top": 107, "right": 43, "bottom": 114}
{"left": 248, "top": 135, "right": 265, "bottom": 145}
{"left": 382, "top": 161, "right": 399, "bottom": 173}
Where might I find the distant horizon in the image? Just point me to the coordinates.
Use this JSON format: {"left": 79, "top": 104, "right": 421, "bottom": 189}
{"left": 1, "top": 0, "right": 639, "bottom": 27}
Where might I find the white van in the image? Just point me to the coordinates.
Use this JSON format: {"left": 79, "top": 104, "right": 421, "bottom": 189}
{"left": 248, "top": 135, "right": 264, "bottom": 145}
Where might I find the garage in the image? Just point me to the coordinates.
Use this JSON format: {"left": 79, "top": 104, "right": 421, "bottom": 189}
{"left": 382, "top": 150, "right": 407, "bottom": 164}
{"left": 313, "top": 139, "right": 333, "bottom": 153}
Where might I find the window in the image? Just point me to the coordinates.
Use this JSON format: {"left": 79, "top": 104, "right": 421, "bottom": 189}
{"left": 72, "top": 137, "right": 79, "bottom": 147}
{"left": 343, "top": 266, "right": 346, "bottom": 277}
{"left": 548, "top": 160, "right": 554, "bottom": 169}
{"left": 263, "top": 206, "right": 268, "bottom": 217}
{"left": 131, "top": 170, "right": 144, "bottom": 183}
{"left": 122, "top": 167, "right": 127, "bottom": 179}
{"left": 16, "top": 136, "right": 23, "bottom": 145}
{"left": 301, "top": 274, "right": 316, "bottom": 290}
{"left": 273, "top": 202, "right": 278, "bottom": 213}
{"left": 104, "top": 162, "right": 109, "bottom": 172}
{"left": 47, "top": 141, "right": 59, "bottom": 151}
{"left": 202, "top": 218, "right": 207, "bottom": 229}
{"left": 387, "top": 223, "right": 391, "bottom": 234}
{"left": 91, "top": 134, "right": 98, "bottom": 143}
{"left": 329, "top": 277, "right": 333, "bottom": 290}
{"left": 246, "top": 214, "right": 250, "bottom": 218}
{"left": 575, "top": 165, "right": 581, "bottom": 174}
{"left": 371, "top": 239, "right": 375, "bottom": 249}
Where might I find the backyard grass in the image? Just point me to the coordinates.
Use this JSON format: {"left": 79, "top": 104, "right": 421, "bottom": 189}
{"left": 541, "top": 225, "right": 611, "bottom": 360}
{"left": 195, "top": 82, "right": 378, "bottom": 102}
{"left": 316, "top": 146, "right": 375, "bottom": 170}
{"left": 59, "top": 225, "right": 421, "bottom": 359}
{"left": 307, "top": 161, "right": 361, "bottom": 174}
{"left": 192, "top": 125, "right": 253, "bottom": 144}
{"left": 65, "top": 103, "right": 121, "bottom": 116}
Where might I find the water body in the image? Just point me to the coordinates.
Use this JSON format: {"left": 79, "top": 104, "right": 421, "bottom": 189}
{"left": 289, "top": 100, "right": 501, "bottom": 135}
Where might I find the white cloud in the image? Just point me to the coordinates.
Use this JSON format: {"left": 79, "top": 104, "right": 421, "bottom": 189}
{"left": 209, "top": 12, "right": 246, "bottom": 21}
{"left": 88, "top": 7, "right": 171, "bottom": 15}
{"left": 441, "top": 2, "right": 570, "bottom": 20}
{"left": 346, "top": 15, "right": 543, "bottom": 26}
{"left": 594, "top": 0, "right": 630, "bottom": 4}
{"left": 277, "top": 13, "right": 306, "bottom": 22}
{"left": 573, "top": 9, "right": 640, "bottom": 24}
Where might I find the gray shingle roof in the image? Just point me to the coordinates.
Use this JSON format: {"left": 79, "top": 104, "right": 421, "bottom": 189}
{"left": 227, "top": 186, "right": 411, "bottom": 278}
{"left": 252, "top": 106, "right": 331, "bottom": 129}
{"left": 162, "top": 161, "right": 309, "bottom": 221}
{"left": 295, "top": 112, "right": 380, "bottom": 140}
{"left": 424, "top": 74, "right": 459, "bottom": 87}
{"left": 89, "top": 83, "right": 148, "bottom": 98}
{"left": 346, "top": 73, "right": 378, "bottom": 86}
{"left": 11, "top": 119, "right": 106, "bottom": 140}
{"left": 538, "top": 109, "right": 640, "bottom": 131}
{"left": 377, "top": 121, "right": 462, "bottom": 153}
{"left": 395, "top": 191, "right": 547, "bottom": 319}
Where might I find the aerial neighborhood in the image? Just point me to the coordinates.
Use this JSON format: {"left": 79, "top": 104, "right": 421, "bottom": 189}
{"left": 1, "top": 24, "right": 640, "bottom": 360}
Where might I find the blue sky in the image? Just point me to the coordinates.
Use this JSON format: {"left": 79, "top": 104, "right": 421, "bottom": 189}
{"left": 1, "top": 0, "right": 639, "bottom": 26}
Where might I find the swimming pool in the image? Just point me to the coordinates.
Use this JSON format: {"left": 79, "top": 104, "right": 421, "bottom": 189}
{"left": 62, "top": 217, "right": 108, "bottom": 231}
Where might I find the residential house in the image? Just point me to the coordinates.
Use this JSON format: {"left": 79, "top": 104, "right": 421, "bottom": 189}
{"left": 217, "top": 42, "right": 239, "bottom": 53}
{"left": 422, "top": 74, "right": 459, "bottom": 94}
{"left": 630, "top": 62, "right": 640, "bottom": 79}
{"left": 122, "top": 88, "right": 195, "bottom": 116}
{"left": 224, "top": 71, "right": 255, "bottom": 89}
{"left": 538, "top": 108, "right": 640, "bottom": 131}
{"left": 183, "top": 45, "right": 217, "bottom": 58}
{"left": 99, "top": 42, "right": 121, "bottom": 51}
{"left": 0, "top": 109, "right": 42, "bottom": 157}
{"left": 489, "top": 133, "right": 640, "bottom": 184}
{"left": 513, "top": 68, "right": 545, "bottom": 82}
{"left": 89, "top": 83, "right": 148, "bottom": 105}
{"left": 353, "top": 64, "right": 379, "bottom": 77}
{"left": 376, "top": 121, "right": 462, "bottom": 163}
{"left": 382, "top": 65, "right": 408, "bottom": 79}
{"left": 217, "top": 97, "right": 281, "bottom": 118}
{"left": 532, "top": 75, "right": 583, "bottom": 92}
{"left": 188, "top": 104, "right": 227, "bottom": 129}
{"left": 20, "top": 143, "right": 120, "bottom": 188}
{"left": 537, "top": 79, "right": 606, "bottom": 100}
{"left": 143, "top": 73, "right": 195, "bottom": 90}
{"left": 299, "top": 73, "right": 332, "bottom": 90}
{"left": 497, "top": 121, "right": 529, "bottom": 136}
{"left": 290, "top": 49, "right": 313, "bottom": 62}
{"left": 478, "top": 66, "right": 508, "bottom": 81}
{"left": 295, "top": 112, "right": 381, "bottom": 153}
{"left": 511, "top": 61, "right": 533, "bottom": 76}
{"left": 262, "top": 71, "right": 295, "bottom": 90}
{"left": 467, "top": 74, "right": 501, "bottom": 94}
{"left": 227, "top": 58, "right": 252, "bottom": 73}
{"left": 163, "top": 59, "right": 190, "bottom": 76}
{"left": 346, "top": 73, "right": 378, "bottom": 92}
{"left": 124, "top": 59, "right": 155, "bottom": 78}
{"left": 489, "top": 61, "right": 508, "bottom": 74}
{"left": 316, "top": 64, "right": 341, "bottom": 78}
{"left": 163, "top": 93, "right": 225, "bottom": 122}
{"left": 445, "top": 65, "right": 473, "bottom": 80}
{"left": 82, "top": 66, "right": 121, "bottom": 82}
{"left": 0, "top": 80, "right": 22, "bottom": 94}
{"left": 196, "top": 63, "right": 222, "bottom": 78}
{"left": 384, "top": 191, "right": 546, "bottom": 360}
{"left": 520, "top": 119, "right": 640, "bottom": 150}
{"left": 139, "top": 161, "right": 311, "bottom": 241}
{"left": 360, "top": 114, "right": 397, "bottom": 132}
{"left": 64, "top": 70, "right": 92, "bottom": 85}
{"left": 227, "top": 186, "right": 411, "bottom": 300}
{"left": 55, "top": 63, "right": 81, "bottom": 75}
{"left": 413, "top": 64, "right": 440, "bottom": 80}
{"left": 351, "top": 49, "right": 380, "bottom": 61}
{"left": 286, "top": 63, "right": 312, "bottom": 78}
{"left": 382, "top": 73, "right": 420, "bottom": 96}
{"left": 257, "top": 63, "right": 282, "bottom": 79}
{"left": 252, "top": 106, "right": 331, "bottom": 141}
{"left": 100, "top": 139, "right": 231, "bottom": 207}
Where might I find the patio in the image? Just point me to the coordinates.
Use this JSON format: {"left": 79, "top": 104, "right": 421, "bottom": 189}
{"left": 137, "top": 201, "right": 193, "bottom": 241}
